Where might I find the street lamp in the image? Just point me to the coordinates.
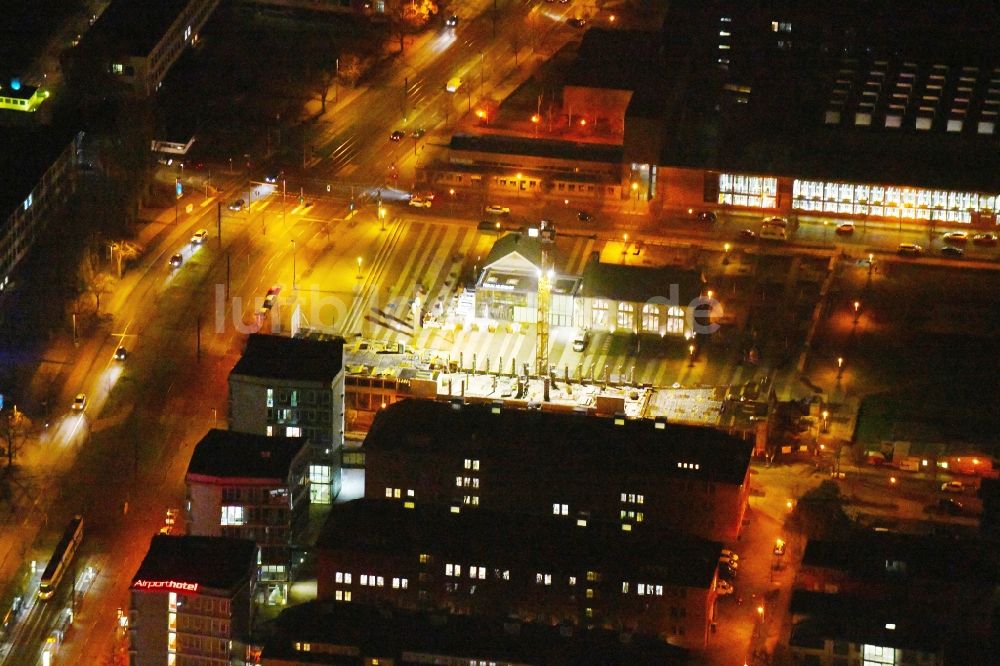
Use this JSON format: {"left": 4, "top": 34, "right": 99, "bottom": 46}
{"left": 630, "top": 181, "right": 639, "bottom": 211}
{"left": 821, "top": 409, "right": 829, "bottom": 433}
{"left": 291, "top": 239, "right": 297, "bottom": 289}
{"left": 867, "top": 252, "right": 875, "bottom": 286}
{"left": 723, "top": 242, "right": 731, "bottom": 265}
{"left": 379, "top": 206, "right": 387, "bottom": 231}
{"left": 531, "top": 113, "right": 540, "bottom": 137}
{"left": 516, "top": 173, "right": 522, "bottom": 197}
{"left": 837, "top": 356, "right": 844, "bottom": 379}
{"left": 688, "top": 344, "right": 695, "bottom": 368}
{"left": 622, "top": 233, "right": 629, "bottom": 263}
{"left": 356, "top": 256, "right": 363, "bottom": 278}
{"left": 853, "top": 300, "right": 861, "bottom": 323}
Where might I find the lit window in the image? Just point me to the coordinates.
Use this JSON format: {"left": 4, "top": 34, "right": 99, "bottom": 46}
{"left": 419, "top": 554, "right": 429, "bottom": 564}
{"left": 265, "top": 425, "right": 273, "bottom": 436}
{"left": 385, "top": 488, "right": 393, "bottom": 498}
{"left": 569, "top": 576, "right": 577, "bottom": 586}
{"left": 622, "top": 582, "right": 629, "bottom": 593}
{"left": 286, "top": 426, "right": 301, "bottom": 437}
{"left": 220, "top": 506, "right": 244, "bottom": 526}
{"left": 552, "top": 503, "right": 568, "bottom": 515}
{"left": 266, "top": 388, "right": 274, "bottom": 407}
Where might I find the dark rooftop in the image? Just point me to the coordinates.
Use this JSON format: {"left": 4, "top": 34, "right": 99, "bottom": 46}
{"left": 0, "top": 0, "right": 81, "bottom": 78}
{"left": 230, "top": 334, "right": 344, "bottom": 383}
{"left": 89, "top": 0, "right": 193, "bottom": 57}
{"left": 789, "top": 591, "right": 944, "bottom": 654}
{"left": 658, "top": 0, "right": 1000, "bottom": 191}
{"left": 131, "top": 535, "right": 257, "bottom": 592}
{"left": 801, "top": 532, "right": 999, "bottom": 584}
{"left": 579, "top": 255, "right": 705, "bottom": 305}
{"left": 365, "top": 399, "right": 753, "bottom": 486}
{"left": 185, "top": 429, "right": 307, "bottom": 482}
{"left": 450, "top": 133, "right": 623, "bottom": 164}
{"left": 317, "top": 500, "right": 721, "bottom": 590}
{"left": 263, "top": 601, "right": 690, "bottom": 665}
{"left": 482, "top": 232, "right": 544, "bottom": 271}
{"left": 0, "top": 127, "right": 78, "bottom": 224}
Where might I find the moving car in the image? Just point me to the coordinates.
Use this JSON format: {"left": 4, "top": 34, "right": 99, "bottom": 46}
{"left": 446, "top": 77, "right": 462, "bottom": 93}
{"left": 739, "top": 229, "right": 757, "bottom": 240}
{"left": 445, "top": 14, "right": 458, "bottom": 27}
{"left": 773, "top": 538, "right": 786, "bottom": 556}
{"left": 390, "top": 130, "right": 405, "bottom": 141}
{"left": 941, "top": 481, "right": 964, "bottom": 493}
{"left": 942, "top": 231, "right": 969, "bottom": 244}
{"left": 72, "top": 394, "right": 87, "bottom": 412}
{"left": 485, "top": 205, "right": 510, "bottom": 215}
{"left": 697, "top": 211, "right": 717, "bottom": 223}
{"left": 896, "top": 243, "right": 922, "bottom": 256}
{"left": 169, "top": 253, "right": 183, "bottom": 268}
{"left": 477, "top": 220, "right": 501, "bottom": 232}
{"left": 972, "top": 232, "right": 998, "bottom": 246}
{"left": 408, "top": 195, "right": 432, "bottom": 208}
{"left": 940, "top": 246, "right": 964, "bottom": 258}
{"left": 262, "top": 285, "right": 281, "bottom": 311}
{"left": 567, "top": 17, "right": 587, "bottom": 28}
{"left": 572, "top": 329, "right": 591, "bottom": 352}
{"left": 835, "top": 222, "right": 855, "bottom": 235}
{"left": 114, "top": 346, "right": 127, "bottom": 361}
{"left": 264, "top": 172, "right": 280, "bottom": 184}
{"left": 577, "top": 211, "right": 593, "bottom": 222}
{"left": 191, "top": 229, "right": 208, "bottom": 244}
{"left": 228, "top": 199, "right": 245, "bottom": 211}
{"left": 411, "top": 128, "right": 426, "bottom": 139}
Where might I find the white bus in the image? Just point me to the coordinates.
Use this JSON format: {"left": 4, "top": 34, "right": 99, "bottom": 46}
{"left": 760, "top": 216, "right": 789, "bottom": 241}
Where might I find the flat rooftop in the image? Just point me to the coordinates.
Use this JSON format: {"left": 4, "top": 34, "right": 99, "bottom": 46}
{"left": 0, "top": 0, "right": 80, "bottom": 78}
{"left": 186, "top": 429, "right": 307, "bottom": 482}
{"left": 365, "top": 398, "right": 752, "bottom": 485}
{"left": 91, "top": 0, "right": 193, "bottom": 57}
{"left": 0, "top": 127, "right": 77, "bottom": 223}
{"left": 131, "top": 535, "right": 256, "bottom": 593}
{"left": 230, "top": 333, "right": 344, "bottom": 383}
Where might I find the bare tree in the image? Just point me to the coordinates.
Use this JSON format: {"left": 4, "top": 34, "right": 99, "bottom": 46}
{"left": 2, "top": 406, "right": 32, "bottom": 468}
{"left": 112, "top": 241, "right": 141, "bottom": 278}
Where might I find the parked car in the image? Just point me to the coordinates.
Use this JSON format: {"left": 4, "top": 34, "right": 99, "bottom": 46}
{"left": 942, "top": 231, "right": 969, "bottom": 244}
{"left": 190, "top": 229, "right": 208, "bottom": 244}
{"left": 572, "top": 329, "right": 591, "bottom": 352}
{"left": 773, "top": 538, "right": 786, "bottom": 556}
{"left": 941, "top": 481, "right": 965, "bottom": 493}
{"left": 567, "top": 18, "right": 586, "bottom": 28}
{"left": 718, "top": 562, "right": 737, "bottom": 579}
{"left": 896, "top": 243, "right": 923, "bottom": 256}
{"left": 390, "top": 130, "right": 405, "bottom": 141}
{"left": 478, "top": 220, "right": 501, "bottom": 232}
{"left": 938, "top": 498, "right": 964, "bottom": 515}
{"left": 835, "top": 222, "right": 855, "bottom": 235}
{"left": 697, "top": 211, "right": 717, "bottom": 223}
{"left": 72, "top": 393, "right": 87, "bottom": 412}
{"left": 169, "top": 253, "right": 183, "bottom": 268}
{"left": 940, "top": 246, "right": 964, "bottom": 257}
{"left": 720, "top": 549, "right": 739, "bottom": 562}
{"left": 228, "top": 199, "right": 245, "bottom": 211}
{"left": 114, "top": 346, "right": 128, "bottom": 361}
{"left": 972, "top": 232, "right": 998, "bottom": 246}
{"left": 739, "top": 229, "right": 757, "bottom": 240}
{"left": 716, "top": 579, "right": 734, "bottom": 596}
{"left": 719, "top": 555, "right": 739, "bottom": 570}
{"left": 485, "top": 205, "right": 510, "bottom": 215}
{"left": 409, "top": 195, "right": 432, "bottom": 208}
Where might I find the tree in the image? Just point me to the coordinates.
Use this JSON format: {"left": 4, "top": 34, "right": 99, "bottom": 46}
{"left": 78, "top": 249, "right": 117, "bottom": 315}
{"left": 784, "top": 480, "right": 854, "bottom": 541}
{"left": 111, "top": 241, "right": 141, "bottom": 278}
{"left": 337, "top": 53, "right": 365, "bottom": 88}
{"left": 2, "top": 406, "right": 32, "bottom": 468}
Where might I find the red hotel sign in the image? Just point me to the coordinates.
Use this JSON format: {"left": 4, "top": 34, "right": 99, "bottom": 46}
{"left": 131, "top": 579, "right": 200, "bottom": 594}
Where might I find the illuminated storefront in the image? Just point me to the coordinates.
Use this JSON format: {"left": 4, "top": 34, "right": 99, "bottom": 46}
{"left": 792, "top": 179, "right": 999, "bottom": 224}
{"left": 717, "top": 173, "right": 778, "bottom": 208}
